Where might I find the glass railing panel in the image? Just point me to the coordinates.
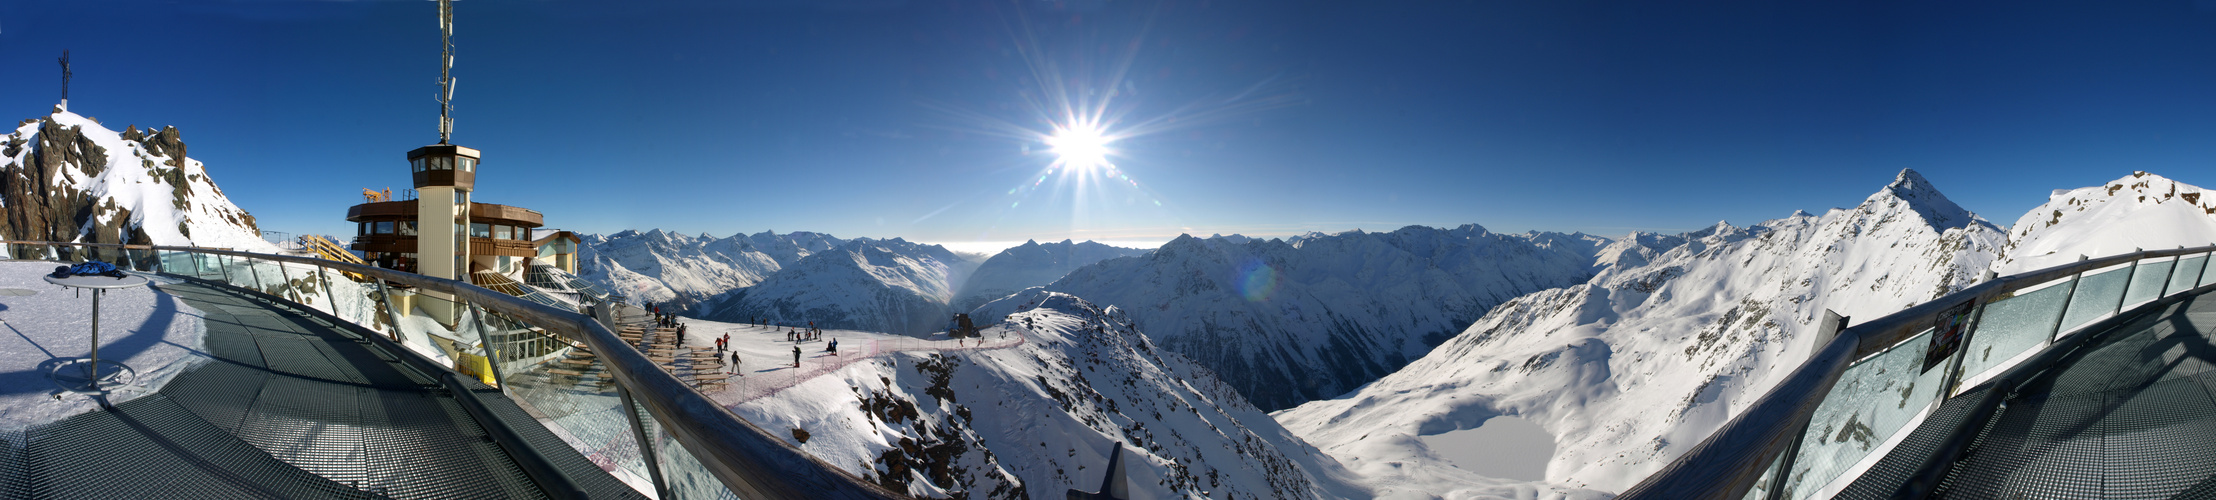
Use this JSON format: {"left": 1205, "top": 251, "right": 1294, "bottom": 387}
{"left": 2120, "top": 257, "right": 2175, "bottom": 309}
{"left": 1956, "top": 277, "right": 2072, "bottom": 385}
{"left": 1783, "top": 329, "right": 1943, "bottom": 500}
{"left": 486, "top": 307, "right": 658, "bottom": 492}
{"left": 2205, "top": 252, "right": 2216, "bottom": 292}
{"left": 656, "top": 424, "right": 741, "bottom": 499}
{"left": 1742, "top": 451, "right": 1784, "bottom": 500}
{"left": 2057, "top": 262, "right": 2133, "bottom": 336}
{"left": 2170, "top": 255, "right": 2208, "bottom": 296}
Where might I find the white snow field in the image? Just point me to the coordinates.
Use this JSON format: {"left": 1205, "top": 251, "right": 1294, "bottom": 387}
{"left": 1275, "top": 169, "right": 2009, "bottom": 494}
{"left": 1993, "top": 171, "right": 2216, "bottom": 274}
{"left": 702, "top": 292, "right": 1391, "bottom": 499}
{"left": 1413, "top": 416, "right": 1557, "bottom": 482}
{"left": 0, "top": 262, "right": 210, "bottom": 430}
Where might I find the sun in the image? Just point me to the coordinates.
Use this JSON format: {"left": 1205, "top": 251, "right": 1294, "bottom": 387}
{"left": 1045, "top": 124, "right": 1111, "bottom": 171}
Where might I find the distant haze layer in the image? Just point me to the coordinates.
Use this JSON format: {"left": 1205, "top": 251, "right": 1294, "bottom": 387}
{"left": 927, "top": 239, "right": 1167, "bottom": 255}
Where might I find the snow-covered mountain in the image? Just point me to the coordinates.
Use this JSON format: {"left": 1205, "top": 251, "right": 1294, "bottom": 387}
{"left": 974, "top": 226, "right": 1607, "bottom": 412}
{"left": 1274, "top": 169, "right": 2007, "bottom": 493}
{"left": 699, "top": 238, "right": 979, "bottom": 335}
{"left": 1993, "top": 171, "right": 2216, "bottom": 274}
{"left": 576, "top": 229, "right": 848, "bottom": 310}
{"left": 728, "top": 292, "right": 1378, "bottom": 499}
{"left": 1, "top": 104, "right": 273, "bottom": 252}
{"left": 952, "top": 239, "right": 1151, "bottom": 311}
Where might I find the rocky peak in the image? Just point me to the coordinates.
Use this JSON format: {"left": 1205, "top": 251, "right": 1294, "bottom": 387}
{"left": 1869, "top": 168, "right": 1978, "bottom": 232}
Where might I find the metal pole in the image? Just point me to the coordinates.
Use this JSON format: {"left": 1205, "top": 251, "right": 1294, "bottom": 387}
{"left": 277, "top": 260, "right": 298, "bottom": 304}
{"left": 619, "top": 386, "right": 675, "bottom": 500}
{"left": 377, "top": 278, "right": 407, "bottom": 341}
{"left": 218, "top": 254, "right": 234, "bottom": 283}
{"left": 244, "top": 257, "right": 264, "bottom": 294}
{"left": 89, "top": 288, "right": 101, "bottom": 390}
{"left": 466, "top": 301, "right": 508, "bottom": 389}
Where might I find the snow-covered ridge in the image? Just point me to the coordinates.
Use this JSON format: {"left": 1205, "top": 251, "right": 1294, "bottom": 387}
{"left": 696, "top": 237, "right": 980, "bottom": 335}
{"left": 951, "top": 239, "right": 1150, "bottom": 311}
{"left": 1, "top": 105, "right": 273, "bottom": 251}
{"left": 976, "top": 224, "right": 1608, "bottom": 412}
{"left": 1275, "top": 169, "right": 2007, "bottom": 493}
{"left": 1993, "top": 171, "right": 2216, "bottom": 274}
{"left": 723, "top": 292, "right": 1371, "bottom": 499}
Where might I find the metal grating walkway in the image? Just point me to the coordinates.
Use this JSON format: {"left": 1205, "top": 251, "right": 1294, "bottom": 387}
{"left": 0, "top": 279, "right": 644, "bottom": 499}
{"left": 1921, "top": 293, "right": 2216, "bottom": 499}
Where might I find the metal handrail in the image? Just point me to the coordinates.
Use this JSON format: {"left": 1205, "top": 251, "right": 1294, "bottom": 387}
{"left": 3, "top": 240, "right": 905, "bottom": 500}
{"left": 1620, "top": 244, "right": 2216, "bottom": 499}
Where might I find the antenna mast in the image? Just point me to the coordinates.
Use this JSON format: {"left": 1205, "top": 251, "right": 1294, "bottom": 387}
{"left": 437, "top": 0, "right": 456, "bottom": 144}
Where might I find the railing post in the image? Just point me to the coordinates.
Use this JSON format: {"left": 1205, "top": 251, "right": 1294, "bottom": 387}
{"left": 243, "top": 256, "right": 264, "bottom": 294}
{"left": 318, "top": 266, "right": 341, "bottom": 320}
{"left": 377, "top": 278, "right": 407, "bottom": 342}
{"left": 465, "top": 301, "right": 509, "bottom": 390}
{"left": 277, "top": 260, "right": 299, "bottom": 304}
{"left": 618, "top": 386, "right": 675, "bottom": 500}
{"left": 217, "top": 254, "right": 234, "bottom": 283}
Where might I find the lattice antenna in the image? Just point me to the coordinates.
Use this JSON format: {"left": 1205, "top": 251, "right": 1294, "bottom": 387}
{"left": 437, "top": 0, "right": 456, "bottom": 144}
{"left": 58, "top": 50, "right": 72, "bottom": 106}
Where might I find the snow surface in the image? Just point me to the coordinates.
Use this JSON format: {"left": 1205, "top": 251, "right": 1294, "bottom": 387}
{"left": 0, "top": 262, "right": 209, "bottom": 430}
{"left": 1274, "top": 169, "right": 2007, "bottom": 493}
{"left": 708, "top": 292, "right": 1386, "bottom": 499}
{"left": 1992, "top": 171, "right": 2216, "bottom": 274}
{"left": 3, "top": 107, "right": 278, "bottom": 252}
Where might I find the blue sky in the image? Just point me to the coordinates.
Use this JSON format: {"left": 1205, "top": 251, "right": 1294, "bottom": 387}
{"left": 4, "top": 1, "right": 2214, "bottom": 251}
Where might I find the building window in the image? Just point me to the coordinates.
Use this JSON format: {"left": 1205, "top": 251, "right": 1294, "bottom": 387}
{"left": 459, "top": 157, "right": 476, "bottom": 172}
{"left": 375, "top": 221, "right": 394, "bottom": 234}
{"left": 359, "top": 222, "right": 369, "bottom": 236}
{"left": 471, "top": 223, "right": 491, "bottom": 238}
{"left": 430, "top": 157, "right": 452, "bottom": 171}
{"left": 495, "top": 225, "right": 514, "bottom": 240}
{"left": 399, "top": 221, "right": 418, "bottom": 236}
{"left": 411, "top": 158, "right": 426, "bottom": 173}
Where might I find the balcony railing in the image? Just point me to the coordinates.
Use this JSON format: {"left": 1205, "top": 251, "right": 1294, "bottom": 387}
{"left": 0, "top": 241, "right": 905, "bottom": 500}
{"left": 1622, "top": 245, "right": 2216, "bottom": 500}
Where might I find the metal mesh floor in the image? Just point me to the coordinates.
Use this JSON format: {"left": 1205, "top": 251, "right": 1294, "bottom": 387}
{"left": 0, "top": 280, "right": 643, "bottom": 499}
{"left": 1928, "top": 295, "right": 2216, "bottom": 499}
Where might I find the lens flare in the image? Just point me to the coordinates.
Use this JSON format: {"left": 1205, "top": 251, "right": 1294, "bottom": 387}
{"left": 1046, "top": 124, "right": 1112, "bottom": 171}
{"left": 1238, "top": 258, "right": 1278, "bottom": 302}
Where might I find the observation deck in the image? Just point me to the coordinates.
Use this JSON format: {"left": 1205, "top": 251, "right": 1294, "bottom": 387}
{"left": 0, "top": 278, "right": 639, "bottom": 498}
{"left": 0, "top": 241, "right": 906, "bottom": 500}
{"left": 1627, "top": 247, "right": 2216, "bottom": 500}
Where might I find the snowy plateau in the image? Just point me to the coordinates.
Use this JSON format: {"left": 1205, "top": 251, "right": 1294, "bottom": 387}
{"left": 1272, "top": 170, "right": 2216, "bottom": 497}
{"left": 1, "top": 105, "right": 276, "bottom": 253}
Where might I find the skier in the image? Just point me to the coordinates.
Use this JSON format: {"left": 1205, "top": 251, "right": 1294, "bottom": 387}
{"left": 731, "top": 351, "right": 741, "bottom": 374}
{"left": 791, "top": 345, "right": 801, "bottom": 368}
{"left": 826, "top": 338, "right": 838, "bottom": 356}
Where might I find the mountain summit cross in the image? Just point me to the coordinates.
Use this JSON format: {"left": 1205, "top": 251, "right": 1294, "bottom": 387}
{"left": 58, "top": 50, "right": 71, "bottom": 107}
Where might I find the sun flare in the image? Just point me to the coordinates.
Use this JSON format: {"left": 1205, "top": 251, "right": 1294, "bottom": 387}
{"left": 1046, "top": 125, "right": 1111, "bottom": 171}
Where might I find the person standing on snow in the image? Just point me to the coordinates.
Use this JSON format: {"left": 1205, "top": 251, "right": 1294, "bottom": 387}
{"left": 791, "top": 346, "right": 801, "bottom": 368}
